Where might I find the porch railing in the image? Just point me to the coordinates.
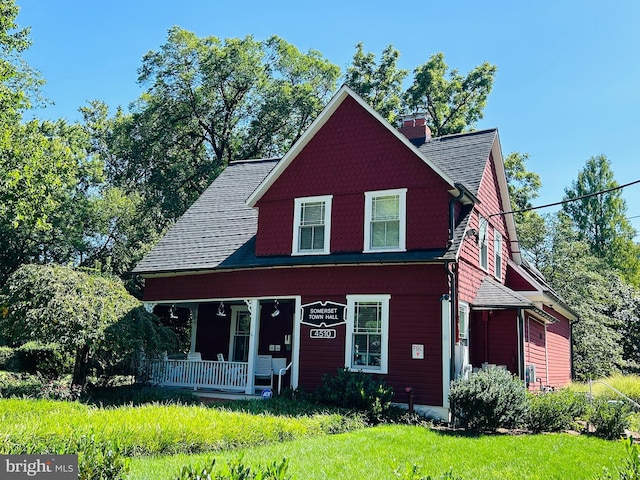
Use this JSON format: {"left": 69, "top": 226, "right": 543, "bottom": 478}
{"left": 147, "top": 359, "right": 248, "bottom": 392}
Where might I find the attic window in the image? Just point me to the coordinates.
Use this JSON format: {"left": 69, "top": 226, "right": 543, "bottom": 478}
{"left": 364, "top": 189, "right": 407, "bottom": 253}
{"left": 292, "top": 195, "right": 332, "bottom": 255}
{"left": 494, "top": 230, "right": 503, "bottom": 280}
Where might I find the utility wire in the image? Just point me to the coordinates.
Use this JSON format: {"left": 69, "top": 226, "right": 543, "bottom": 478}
{"left": 488, "top": 178, "right": 640, "bottom": 218}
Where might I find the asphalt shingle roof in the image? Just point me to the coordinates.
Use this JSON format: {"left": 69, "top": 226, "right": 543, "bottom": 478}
{"left": 418, "top": 129, "right": 497, "bottom": 197}
{"left": 473, "top": 276, "right": 534, "bottom": 309}
{"left": 132, "top": 159, "right": 278, "bottom": 274}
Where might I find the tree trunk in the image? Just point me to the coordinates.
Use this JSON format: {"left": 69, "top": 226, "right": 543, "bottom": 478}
{"left": 71, "top": 344, "right": 90, "bottom": 387}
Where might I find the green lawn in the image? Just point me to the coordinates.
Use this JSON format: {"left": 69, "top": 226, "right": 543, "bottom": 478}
{"left": 130, "top": 426, "right": 627, "bottom": 479}
{"left": 0, "top": 398, "right": 629, "bottom": 479}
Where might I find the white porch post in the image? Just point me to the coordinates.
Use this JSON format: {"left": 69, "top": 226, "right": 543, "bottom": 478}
{"left": 291, "top": 296, "right": 301, "bottom": 390}
{"left": 188, "top": 304, "right": 199, "bottom": 353}
{"left": 245, "top": 299, "right": 260, "bottom": 394}
{"left": 441, "top": 295, "right": 451, "bottom": 410}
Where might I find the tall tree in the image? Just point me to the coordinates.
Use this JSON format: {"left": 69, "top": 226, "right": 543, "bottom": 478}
{"left": 404, "top": 53, "right": 496, "bottom": 137}
{"left": 539, "top": 213, "right": 626, "bottom": 379}
{"left": 563, "top": 155, "right": 640, "bottom": 286}
{"left": 102, "top": 28, "right": 339, "bottom": 224}
{"left": 344, "top": 43, "right": 408, "bottom": 123}
{"left": 503, "top": 151, "right": 546, "bottom": 264}
{"left": 0, "top": 0, "right": 43, "bottom": 121}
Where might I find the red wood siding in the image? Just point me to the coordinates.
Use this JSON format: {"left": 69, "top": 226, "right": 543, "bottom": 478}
{"left": 469, "top": 310, "right": 518, "bottom": 373}
{"left": 144, "top": 263, "right": 449, "bottom": 407}
{"left": 524, "top": 316, "right": 548, "bottom": 389}
{"left": 254, "top": 96, "right": 452, "bottom": 256}
{"left": 545, "top": 306, "right": 572, "bottom": 387}
{"left": 457, "top": 153, "right": 511, "bottom": 305}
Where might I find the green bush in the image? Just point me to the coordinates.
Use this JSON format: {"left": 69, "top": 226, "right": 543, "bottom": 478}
{"left": 597, "top": 438, "right": 640, "bottom": 479}
{"left": 314, "top": 368, "right": 394, "bottom": 422}
{"left": 590, "top": 399, "right": 631, "bottom": 440}
{"left": 175, "top": 457, "right": 290, "bottom": 480}
{"left": 11, "top": 342, "right": 71, "bottom": 378}
{"left": 0, "top": 345, "right": 13, "bottom": 368}
{"left": 449, "top": 367, "right": 528, "bottom": 431}
{"left": 3, "top": 434, "right": 129, "bottom": 480}
{"left": 0, "top": 371, "right": 44, "bottom": 397}
{"left": 528, "top": 389, "right": 589, "bottom": 433}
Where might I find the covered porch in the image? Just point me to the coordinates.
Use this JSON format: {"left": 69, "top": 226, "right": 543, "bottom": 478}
{"left": 143, "top": 297, "right": 297, "bottom": 395}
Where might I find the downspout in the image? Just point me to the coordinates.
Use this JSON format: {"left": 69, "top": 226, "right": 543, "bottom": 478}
{"left": 445, "top": 187, "right": 465, "bottom": 395}
{"left": 516, "top": 308, "right": 525, "bottom": 381}
{"left": 445, "top": 261, "right": 457, "bottom": 387}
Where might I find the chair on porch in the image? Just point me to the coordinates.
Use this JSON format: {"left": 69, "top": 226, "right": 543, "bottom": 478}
{"left": 217, "top": 353, "right": 225, "bottom": 362}
{"left": 255, "top": 355, "right": 273, "bottom": 390}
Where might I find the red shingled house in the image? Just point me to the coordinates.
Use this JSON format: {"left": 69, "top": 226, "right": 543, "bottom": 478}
{"left": 134, "top": 85, "right": 577, "bottom": 419}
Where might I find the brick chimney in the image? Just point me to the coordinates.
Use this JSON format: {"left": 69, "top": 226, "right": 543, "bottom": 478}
{"left": 398, "top": 113, "right": 431, "bottom": 146}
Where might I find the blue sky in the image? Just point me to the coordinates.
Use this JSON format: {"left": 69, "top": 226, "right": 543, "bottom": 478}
{"left": 16, "top": 1, "right": 640, "bottom": 237}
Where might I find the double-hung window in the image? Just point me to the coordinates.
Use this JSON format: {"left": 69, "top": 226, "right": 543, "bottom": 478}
{"left": 345, "top": 294, "right": 390, "bottom": 374}
{"left": 364, "top": 189, "right": 407, "bottom": 252}
{"left": 292, "top": 195, "right": 332, "bottom": 255}
{"left": 494, "top": 230, "right": 503, "bottom": 280}
{"left": 478, "top": 215, "right": 488, "bottom": 271}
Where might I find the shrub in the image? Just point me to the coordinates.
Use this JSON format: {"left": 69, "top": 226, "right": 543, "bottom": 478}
{"left": 175, "top": 457, "right": 290, "bottom": 480}
{"left": 11, "top": 341, "right": 71, "bottom": 378}
{"left": 0, "top": 371, "right": 44, "bottom": 397}
{"left": 0, "top": 345, "right": 13, "bottom": 368}
{"left": 3, "top": 434, "right": 129, "bottom": 480}
{"left": 589, "top": 399, "right": 631, "bottom": 440}
{"left": 314, "top": 368, "right": 394, "bottom": 422}
{"left": 528, "top": 389, "right": 589, "bottom": 433}
{"left": 597, "top": 438, "right": 640, "bottom": 479}
{"left": 449, "top": 367, "right": 528, "bottom": 431}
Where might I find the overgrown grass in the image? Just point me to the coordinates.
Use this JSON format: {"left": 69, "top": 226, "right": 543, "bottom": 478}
{"left": 130, "top": 425, "right": 628, "bottom": 479}
{"left": 570, "top": 374, "right": 640, "bottom": 404}
{"left": 0, "top": 398, "right": 366, "bottom": 456}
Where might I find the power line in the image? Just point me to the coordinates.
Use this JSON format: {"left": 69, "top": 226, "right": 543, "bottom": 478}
{"left": 488, "top": 178, "right": 640, "bottom": 218}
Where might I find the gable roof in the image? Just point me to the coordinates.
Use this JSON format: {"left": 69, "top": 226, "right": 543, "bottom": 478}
{"left": 133, "top": 88, "right": 518, "bottom": 276}
{"left": 246, "top": 84, "right": 457, "bottom": 208}
{"left": 418, "top": 129, "right": 497, "bottom": 198}
{"left": 132, "top": 159, "right": 278, "bottom": 275}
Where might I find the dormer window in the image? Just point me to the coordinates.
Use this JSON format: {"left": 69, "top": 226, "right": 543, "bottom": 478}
{"left": 364, "top": 189, "right": 407, "bottom": 252}
{"left": 292, "top": 195, "right": 332, "bottom": 255}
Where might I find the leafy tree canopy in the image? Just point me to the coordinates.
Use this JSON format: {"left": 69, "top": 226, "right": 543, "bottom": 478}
{"left": 0, "top": 264, "right": 176, "bottom": 386}
{"left": 404, "top": 52, "right": 496, "bottom": 136}
{"left": 345, "top": 42, "right": 408, "bottom": 123}
{"left": 563, "top": 155, "right": 640, "bottom": 287}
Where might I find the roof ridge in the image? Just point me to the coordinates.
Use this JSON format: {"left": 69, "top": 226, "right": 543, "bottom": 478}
{"left": 426, "top": 128, "right": 497, "bottom": 142}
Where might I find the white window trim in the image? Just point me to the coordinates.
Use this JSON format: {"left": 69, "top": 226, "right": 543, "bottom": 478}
{"left": 292, "top": 195, "right": 333, "bottom": 255}
{"left": 228, "top": 305, "right": 250, "bottom": 362}
{"left": 345, "top": 294, "right": 390, "bottom": 374}
{"left": 494, "top": 229, "right": 503, "bottom": 280}
{"left": 363, "top": 188, "right": 407, "bottom": 253}
{"left": 478, "top": 214, "right": 488, "bottom": 272}
{"left": 458, "top": 301, "right": 470, "bottom": 342}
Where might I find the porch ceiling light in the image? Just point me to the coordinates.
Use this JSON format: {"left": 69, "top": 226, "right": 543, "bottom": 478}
{"left": 272, "top": 300, "right": 280, "bottom": 317}
{"left": 217, "top": 301, "right": 226, "bottom": 317}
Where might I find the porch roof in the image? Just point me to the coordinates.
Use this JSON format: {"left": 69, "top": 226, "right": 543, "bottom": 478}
{"left": 473, "top": 276, "right": 558, "bottom": 323}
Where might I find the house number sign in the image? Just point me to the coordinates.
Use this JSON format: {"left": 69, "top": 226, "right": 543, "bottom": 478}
{"left": 300, "top": 301, "right": 346, "bottom": 328}
{"left": 310, "top": 329, "right": 337, "bottom": 339}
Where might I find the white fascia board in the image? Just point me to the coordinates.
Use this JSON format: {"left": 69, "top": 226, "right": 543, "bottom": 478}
{"left": 490, "top": 132, "right": 522, "bottom": 266}
{"left": 246, "top": 85, "right": 456, "bottom": 208}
